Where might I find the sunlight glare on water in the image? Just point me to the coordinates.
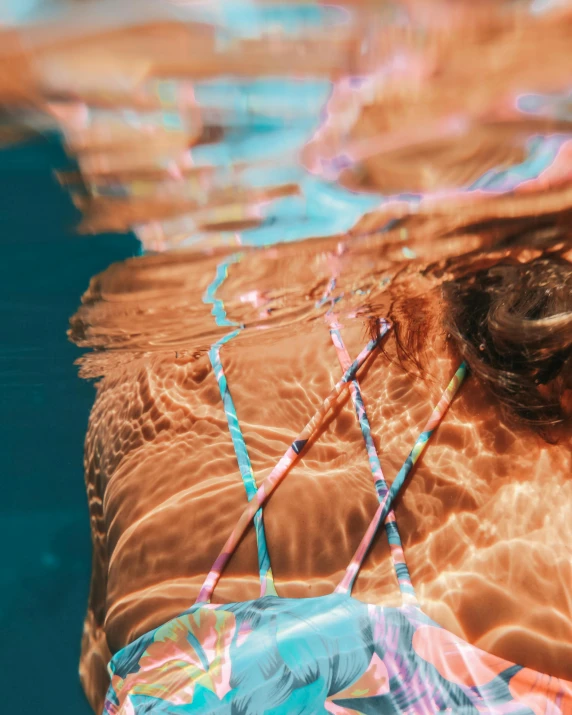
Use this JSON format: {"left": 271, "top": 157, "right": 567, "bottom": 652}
{"left": 2, "top": 1, "right": 572, "bottom": 712}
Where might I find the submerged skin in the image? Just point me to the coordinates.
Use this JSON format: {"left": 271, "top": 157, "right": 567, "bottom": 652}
{"left": 71, "top": 232, "right": 572, "bottom": 713}
{"left": 7, "top": 4, "right": 570, "bottom": 711}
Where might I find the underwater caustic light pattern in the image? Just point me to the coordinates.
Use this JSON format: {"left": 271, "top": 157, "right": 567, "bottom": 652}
{"left": 2, "top": 1, "right": 571, "bottom": 714}
{"left": 71, "top": 230, "right": 572, "bottom": 714}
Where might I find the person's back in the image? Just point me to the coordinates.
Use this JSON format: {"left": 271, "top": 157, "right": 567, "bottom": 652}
{"left": 71, "top": 222, "right": 572, "bottom": 712}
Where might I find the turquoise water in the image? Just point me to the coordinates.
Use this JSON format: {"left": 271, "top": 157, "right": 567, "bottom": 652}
{"left": 0, "top": 135, "right": 139, "bottom": 713}
{"left": 2, "top": 6, "right": 572, "bottom": 710}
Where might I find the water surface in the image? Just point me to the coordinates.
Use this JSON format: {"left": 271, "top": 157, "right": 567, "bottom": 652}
{"left": 2, "top": 3, "right": 572, "bottom": 712}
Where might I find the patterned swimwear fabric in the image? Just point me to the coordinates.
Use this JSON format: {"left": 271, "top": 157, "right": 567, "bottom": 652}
{"left": 103, "top": 286, "right": 572, "bottom": 713}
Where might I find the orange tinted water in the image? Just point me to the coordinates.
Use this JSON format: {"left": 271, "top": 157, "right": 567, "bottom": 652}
{"left": 3, "top": 2, "right": 571, "bottom": 711}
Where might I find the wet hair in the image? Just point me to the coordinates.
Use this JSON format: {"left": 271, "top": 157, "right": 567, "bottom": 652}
{"left": 443, "top": 252, "right": 572, "bottom": 439}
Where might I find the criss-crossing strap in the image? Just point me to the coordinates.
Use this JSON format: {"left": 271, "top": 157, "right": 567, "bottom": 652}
{"left": 319, "top": 247, "right": 418, "bottom": 605}
{"left": 204, "top": 254, "right": 277, "bottom": 597}
{"left": 328, "top": 319, "right": 418, "bottom": 605}
{"left": 208, "top": 340, "right": 277, "bottom": 597}
{"left": 335, "top": 361, "right": 468, "bottom": 595}
{"left": 195, "top": 328, "right": 384, "bottom": 604}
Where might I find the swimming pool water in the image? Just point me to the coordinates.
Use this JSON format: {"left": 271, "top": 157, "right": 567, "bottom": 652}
{"left": 0, "top": 134, "right": 140, "bottom": 714}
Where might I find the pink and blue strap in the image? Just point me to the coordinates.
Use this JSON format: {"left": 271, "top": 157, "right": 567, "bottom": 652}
{"left": 335, "top": 361, "right": 468, "bottom": 595}
{"left": 328, "top": 319, "right": 418, "bottom": 605}
{"left": 204, "top": 253, "right": 277, "bottom": 597}
{"left": 195, "top": 327, "right": 384, "bottom": 604}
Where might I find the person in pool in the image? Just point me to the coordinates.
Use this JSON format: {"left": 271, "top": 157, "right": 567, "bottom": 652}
{"left": 6, "top": 4, "right": 569, "bottom": 711}
{"left": 70, "top": 211, "right": 571, "bottom": 713}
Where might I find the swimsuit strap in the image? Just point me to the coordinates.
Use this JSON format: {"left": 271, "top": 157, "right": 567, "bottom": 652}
{"left": 335, "top": 361, "right": 468, "bottom": 596}
{"left": 209, "top": 339, "right": 277, "bottom": 597}
{"left": 205, "top": 254, "right": 276, "bottom": 597}
{"left": 195, "top": 327, "right": 384, "bottom": 604}
{"left": 328, "top": 318, "right": 418, "bottom": 606}
{"left": 319, "top": 251, "right": 417, "bottom": 605}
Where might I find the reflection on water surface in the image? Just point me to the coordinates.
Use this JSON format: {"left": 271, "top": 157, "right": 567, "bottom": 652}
{"left": 2, "top": 2, "right": 571, "bottom": 712}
